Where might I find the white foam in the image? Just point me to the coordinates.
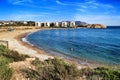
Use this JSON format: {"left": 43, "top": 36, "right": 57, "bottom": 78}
{"left": 21, "top": 31, "right": 38, "bottom": 46}
{"left": 22, "top": 37, "right": 34, "bottom": 46}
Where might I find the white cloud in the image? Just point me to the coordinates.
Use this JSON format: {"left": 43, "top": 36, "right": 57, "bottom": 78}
{"left": 56, "top": 0, "right": 67, "bottom": 5}
{"left": 8, "top": 0, "right": 33, "bottom": 4}
{"left": 8, "top": 0, "right": 57, "bottom": 10}
{"left": 75, "top": 14, "right": 120, "bottom": 26}
{"left": 5, "top": 11, "right": 60, "bottom": 21}
{"left": 80, "top": 5, "right": 88, "bottom": 8}
{"left": 77, "top": 9, "right": 86, "bottom": 12}
{"left": 76, "top": 0, "right": 115, "bottom": 15}
{"left": 85, "top": 0, "right": 96, "bottom": 4}
{"left": 92, "top": 2, "right": 114, "bottom": 9}
{"left": 9, "top": 14, "right": 42, "bottom": 21}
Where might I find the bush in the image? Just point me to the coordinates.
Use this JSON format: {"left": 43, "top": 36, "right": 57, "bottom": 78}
{"left": 0, "top": 45, "right": 29, "bottom": 80}
{"left": 23, "top": 58, "right": 81, "bottom": 80}
{"left": 0, "top": 65, "right": 13, "bottom": 80}
{"left": 23, "top": 58, "right": 120, "bottom": 80}
{"left": 0, "top": 45, "right": 30, "bottom": 62}
{"left": 0, "top": 56, "right": 13, "bottom": 80}
{"left": 0, "top": 56, "right": 12, "bottom": 66}
{"left": 3, "top": 50, "right": 29, "bottom": 61}
{"left": 80, "top": 67, "right": 120, "bottom": 80}
{"left": 0, "top": 45, "right": 9, "bottom": 56}
{"left": 94, "top": 67, "right": 120, "bottom": 80}
{"left": 21, "top": 68, "right": 40, "bottom": 80}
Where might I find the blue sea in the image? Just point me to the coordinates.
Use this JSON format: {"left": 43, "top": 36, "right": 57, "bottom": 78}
{"left": 25, "top": 27, "right": 120, "bottom": 65}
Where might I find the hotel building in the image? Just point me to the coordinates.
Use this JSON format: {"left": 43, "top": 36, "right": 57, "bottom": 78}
{"left": 35, "top": 22, "right": 41, "bottom": 27}
{"left": 70, "top": 21, "right": 75, "bottom": 27}
{"left": 54, "top": 22, "right": 59, "bottom": 27}
{"left": 44, "top": 22, "right": 50, "bottom": 27}
{"left": 62, "top": 21, "right": 67, "bottom": 27}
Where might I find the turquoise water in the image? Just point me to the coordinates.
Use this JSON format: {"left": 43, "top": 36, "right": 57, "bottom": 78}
{"left": 26, "top": 27, "right": 120, "bottom": 65}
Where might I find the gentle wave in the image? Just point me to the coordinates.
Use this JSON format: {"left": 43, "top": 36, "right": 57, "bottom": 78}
{"left": 21, "top": 37, "right": 34, "bottom": 46}
{"left": 21, "top": 32, "right": 35, "bottom": 46}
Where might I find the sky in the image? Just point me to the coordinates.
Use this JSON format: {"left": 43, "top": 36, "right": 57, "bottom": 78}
{"left": 0, "top": 0, "right": 120, "bottom": 25}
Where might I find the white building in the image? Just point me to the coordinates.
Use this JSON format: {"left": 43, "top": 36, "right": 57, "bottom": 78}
{"left": 9, "top": 21, "right": 14, "bottom": 24}
{"left": 23, "top": 21, "right": 28, "bottom": 24}
{"left": 3, "top": 22, "right": 9, "bottom": 25}
{"left": 35, "top": 22, "right": 41, "bottom": 27}
{"left": 62, "top": 21, "right": 67, "bottom": 27}
{"left": 44, "top": 22, "right": 50, "bottom": 27}
{"left": 54, "top": 22, "right": 59, "bottom": 27}
{"left": 70, "top": 21, "right": 75, "bottom": 27}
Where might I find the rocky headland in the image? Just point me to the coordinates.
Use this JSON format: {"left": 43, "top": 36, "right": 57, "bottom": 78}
{"left": 87, "top": 24, "right": 107, "bottom": 28}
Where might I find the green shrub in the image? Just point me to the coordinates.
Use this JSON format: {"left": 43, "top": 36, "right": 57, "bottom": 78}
{"left": 80, "top": 67, "right": 120, "bottom": 80}
{"left": 0, "top": 45, "right": 30, "bottom": 62}
{"left": 0, "top": 65, "right": 13, "bottom": 80}
{"left": 0, "top": 45, "right": 30, "bottom": 80}
{"left": 94, "top": 67, "right": 120, "bottom": 80}
{"left": 0, "top": 56, "right": 13, "bottom": 80}
{"left": 21, "top": 68, "right": 40, "bottom": 80}
{"left": 0, "top": 45, "right": 29, "bottom": 80}
{"left": 24, "top": 58, "right": 81, "bottom": 80}
{"left": 3, "top": 50, "right": 28, "bottom": 61}
{"left": 0, "top": 56, "right": 12, "bottom": 66}
{"left": 0, "top": 45, "right": 9, "bottom": 56}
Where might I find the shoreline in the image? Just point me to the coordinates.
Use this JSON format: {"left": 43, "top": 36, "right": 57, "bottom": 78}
{"left": 15, "top": 28, "right": 101, "bottom": 68}
{"left": 0, "top": 28, "right": 53, "bottom": 60}
{"left": 14, "top": 29, "right": 53, "bottom": 57}
{"left": 0, "top": 27, "right": 100, "bottom": 68}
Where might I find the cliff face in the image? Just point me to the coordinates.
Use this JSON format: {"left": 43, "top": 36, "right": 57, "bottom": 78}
{"left": 87, "top": 24, "right": 107, "bottom": 28}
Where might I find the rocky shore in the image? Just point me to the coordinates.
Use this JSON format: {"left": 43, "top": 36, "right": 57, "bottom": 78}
{"left": 87, "top": 24, "right": 107, "bottom": 28}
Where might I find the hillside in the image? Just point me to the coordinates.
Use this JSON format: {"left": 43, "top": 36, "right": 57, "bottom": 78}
{"left": 0, "top": 45, "right": 120, "bottom": 80}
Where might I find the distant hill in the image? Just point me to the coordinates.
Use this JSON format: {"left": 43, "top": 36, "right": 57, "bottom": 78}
{"left": 63, "top": 21, "right": 88, "bottom": 27}
{"left": 75, "top": 21, "right": 88, "bottom": 27}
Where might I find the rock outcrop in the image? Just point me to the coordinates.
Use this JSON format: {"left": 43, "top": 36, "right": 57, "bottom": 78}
{"left": 87, "top": 24, "right": 107, "bottom": 28}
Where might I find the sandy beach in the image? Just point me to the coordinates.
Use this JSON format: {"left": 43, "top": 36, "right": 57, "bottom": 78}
{"left": 0, "top": 28, "right": 53, "bottom": 60}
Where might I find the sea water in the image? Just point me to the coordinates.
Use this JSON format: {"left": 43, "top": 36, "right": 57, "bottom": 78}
{"left": 26, "top": 27, "right": 120, "bottom": 65}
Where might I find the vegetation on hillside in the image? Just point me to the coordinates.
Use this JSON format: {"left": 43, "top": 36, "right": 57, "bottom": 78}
{"left": 80, "top": 67, "right": 120, "bottom": 80}
{"left": 0, "top": 44, "right": 120, "bottom": 80}
{"left": 22, "top": 58, "right": 120, "bottom": 80}
{"left": 22, "top": 58, "right": 80, "bottom": 80}
{"left": 0, "top": 56, "right": 13, "bottom": 80}
{"left": 0, "top": 45, "right": 29, "bottom": 80}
